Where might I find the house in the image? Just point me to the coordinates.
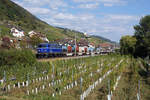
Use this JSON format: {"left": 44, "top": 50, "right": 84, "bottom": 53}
{"left": 98, "top": 43, "right": 114, "bottom": 53}
{"left": 55, "top": 38, "right": 74, "bottom": 45}
{"left": 36, "top": 33, "right": 49, "bottom": 43}
{"left": 10, "top": 27, "right": 25, "bottom": 38}
{"left": 84, "top": 32, "right": 90, "bottom": 38}
{"left": 78, "top": 39, "right": 89, "bottom": 46}
{"left": 28, "top": 31, "right": 37, "bottom": 37}
{"left": 89, "top": 43, "right": 95, "bottom": 48}
{"left": 99, "top": 43, "right": 113, "bottom": 49}
{"left": 40, "top": 37, "right": 49, "bottom": 43}
{"left": 29, "top": 31, "right": 49, "bottom": 43}
{"left": 88, "top": 43, "right": 96, "bottom": 54}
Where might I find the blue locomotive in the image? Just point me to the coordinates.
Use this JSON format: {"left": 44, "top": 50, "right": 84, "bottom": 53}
{"left": 36, "top": 43, "right": 65, "bottom": 58}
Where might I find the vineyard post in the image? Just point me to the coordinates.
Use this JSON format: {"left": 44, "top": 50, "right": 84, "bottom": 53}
{"left": 100, "top": 60, "right": 101, "bottom": 68}
{"left": 80, "top": 77, "right": 83, "bottom": 94}
{"left": 108, "top": 79, "right": 110, "bottom": 95}
{"left": 137, "top": 80, "right": 141, "bottom": 100}
{"left": 51, "top": 62, "right": 55, "bottom": 86}
{"left": 67, "top": 67, "right": 69, "bottom": 78}
{"left": 82, "top": 56, "right": 83, "bottom": 64}
{"left": 0, "top": 28, "right": 1, "bottom": 37}
{"left": 34, "top": 67, "right": 36, "bottom": 76}
{"left": 107, "top": 79, "right": 111, "bottom": 100}
{"left": 3, "top": 71, "right": 6, "bottom": 82}
{"left": 63, "top": 60, "right": 64, "bottom": 68}
{"left": 27, "top": 73, "right": 29, "bottom": 84}
{"left": 72, "top": 69, "right": 74, "bottom": 81}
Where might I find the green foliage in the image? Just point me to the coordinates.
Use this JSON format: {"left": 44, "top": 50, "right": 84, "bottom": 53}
{"left": 30, "top": 35, "right": 43, "bottom": 48}
{"left": 133, "top": 15, "right": 150, "bottom": 57}
{"left": 120, "top": 35, "right": 137, "bottom": 55}
{"left": 0, "top": 25, "right": 11, "bottom": 37}
{"left": 19, "top": 39, "right": 28, "bottom": 48}
{"left": 120, "top": 15, "right": 150, "bottom": 58}
{"left": 0, "top": 49, "right": 36, "bottom": 66}
{"left": 0, "top": 99, "right": 6, "bottom": 100}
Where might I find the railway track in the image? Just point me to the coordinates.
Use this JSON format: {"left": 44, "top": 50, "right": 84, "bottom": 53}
{"left": 37, "top": 55, "right": 97, "bottom": 62}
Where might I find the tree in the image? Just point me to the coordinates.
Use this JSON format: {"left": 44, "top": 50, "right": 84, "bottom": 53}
{"left": 30, "top": 35, "right": 43, "bottom": 48}
{"left": 20, "top": 38, "right": 28, "bottom": 48}
{"left": 120, "top": 35, "right": 137, "bottom": 55}
{"left": 134, "top": 15, "right": 150, "bottom": 57}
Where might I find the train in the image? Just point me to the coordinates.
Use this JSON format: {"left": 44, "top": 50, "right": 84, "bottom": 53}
{"left": 36, "top": 43, "right": 98, "bottom": 58}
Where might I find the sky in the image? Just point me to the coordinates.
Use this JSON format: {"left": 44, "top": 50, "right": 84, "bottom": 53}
{"left": 11, "top": 0, "right": 150, "bottom": 42}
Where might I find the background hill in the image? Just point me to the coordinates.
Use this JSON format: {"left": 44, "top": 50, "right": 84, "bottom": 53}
{"left": 0, "top": 0, "right": 115, "bottom": 45}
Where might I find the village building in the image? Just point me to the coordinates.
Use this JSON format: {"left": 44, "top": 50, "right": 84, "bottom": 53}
{"left": 88, "top": 43, "right": 96, "bottom": 54}
{"left": 28, "top": 31, "right": 37, "bottom": 37}
{"left": 28, "top": 31, "right": 49, "bottom": 43}
{"left": 84, "top": 32, "right": 90, "bottom": 38}
{"left": 36, "top": 33, "right": 49, "bottom": 43}
{"left": 89, "top": 43, "right": 95, "bottom": 48}
{"left": 78, "top": 38, "right": 89, "bottom": 46}
{"left": 10, "top": 27, "right": 25, "bottom": 38}
{"left": 98, "top": 43, "right": 114, "bottom": 53}
{"left": 40, "top": 37, "right": 49, "bottom": 43}
{"left": 55, "top": 38, "right": 74, "bottom": 46}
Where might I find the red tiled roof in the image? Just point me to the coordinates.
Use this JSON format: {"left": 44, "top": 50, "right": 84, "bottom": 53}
{"left": 99, "top": 43, "right": 113, "bottom": 47}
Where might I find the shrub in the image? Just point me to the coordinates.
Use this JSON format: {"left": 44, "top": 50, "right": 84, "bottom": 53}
{"left": 0, "top": 49, "right": 36, "bottom": 66}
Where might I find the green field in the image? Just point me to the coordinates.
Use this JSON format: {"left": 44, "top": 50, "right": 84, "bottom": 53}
{"left": 0, "top": 55, "right": 149, "bottom": 100}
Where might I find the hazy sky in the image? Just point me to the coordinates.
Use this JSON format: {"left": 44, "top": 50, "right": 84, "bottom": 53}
{"left": 11, "top": 0, "right": 150, "bottom": 42}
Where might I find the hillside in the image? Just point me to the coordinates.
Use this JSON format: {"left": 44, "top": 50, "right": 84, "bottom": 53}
{"left": 0, "top": 0, "right": 67, "bottom": 41}
{"left": 91, "top": 35, "right": 117, "bottom": 44}
{"left": 0, "top": 0, "right": 113, "bottom": 44}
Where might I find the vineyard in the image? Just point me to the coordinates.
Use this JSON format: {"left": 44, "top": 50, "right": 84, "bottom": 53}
{"left": 0, "top": 55, "right": 150, "bottom": 100}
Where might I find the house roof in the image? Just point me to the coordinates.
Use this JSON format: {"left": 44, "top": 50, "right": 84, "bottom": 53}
{"left": 28, "top": 31, "right": 37, "bottom": 35}
{"left": 55, "top": 38, "right": 75, "bottom": 45}
{"left": 99, "top": 43, "right": 113, "bottom": 47}
{"left": 78, "top": 39, "right": 89, "bottom": 46}
{"left": 11, "top": 27, "right": 23, "bottom": 31}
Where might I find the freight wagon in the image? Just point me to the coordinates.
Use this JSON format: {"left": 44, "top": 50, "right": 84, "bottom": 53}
{"left": 66, "top": 45, "right": 73, "bottom": 56}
